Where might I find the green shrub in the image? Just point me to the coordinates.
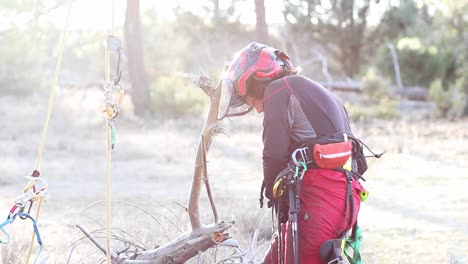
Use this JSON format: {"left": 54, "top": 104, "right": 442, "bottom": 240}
{"left": 374, "top": 37, "right": 455, "bottom": 88}
{"left": 361, "top": 67, "right": 391, "bottom": 102}
{"left": 149, "top": 77, "right": 208, "bottom": 117}
{"left": 429, "top": 78, "right": 466, "bottom": 119}
{"left": 345, "top": 100, "right": 400, "bottom": 122}
{"left": 375, "top": 100, "right": 400, "bottom": 119}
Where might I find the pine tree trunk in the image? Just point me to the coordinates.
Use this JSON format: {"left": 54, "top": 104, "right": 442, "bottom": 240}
{"left": 125, "top": 0, "right": 150, "bottom": 117}
{"left": 255, "top": 0, "right": 268, "bottom": 44}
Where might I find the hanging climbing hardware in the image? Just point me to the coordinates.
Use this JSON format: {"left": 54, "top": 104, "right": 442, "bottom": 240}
{"left": 288, "top": 161, "right": 307, "bottom": 264}
{"left": 1, "top": 171, "right": 48, "bottom": 263}
{"left": 102, "top": 35, "right": 125, "bottom": 150}
{"left": 8, "top": 171, "right": 48, "bottom": 219}
{"left": 102, "top": 3, "right": 124, "bottom": 263}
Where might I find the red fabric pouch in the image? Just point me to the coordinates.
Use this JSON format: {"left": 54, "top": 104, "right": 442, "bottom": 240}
{"left": 312, "top": 141, "right": 352, "bottom": 169}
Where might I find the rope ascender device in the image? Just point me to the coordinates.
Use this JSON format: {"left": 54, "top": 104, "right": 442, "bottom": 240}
{"left": 103, "top": 35, "right": 125, "bottom": 150}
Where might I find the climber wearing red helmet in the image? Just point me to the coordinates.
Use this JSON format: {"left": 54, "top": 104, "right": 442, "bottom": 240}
{"left": 220, "top": 42, "right": 367, "bottom": 264}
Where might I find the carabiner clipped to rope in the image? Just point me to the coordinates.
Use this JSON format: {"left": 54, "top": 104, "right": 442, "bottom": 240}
{"left": 8, "top": 170, "right": 48, "bottom": 220}
{"left": 107, "top": 35, "right": 123, "bottom": 86}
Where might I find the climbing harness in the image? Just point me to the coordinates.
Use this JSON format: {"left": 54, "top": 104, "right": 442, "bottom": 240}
{"left": 263, "top": 133, "right": 383, "bottom": 264}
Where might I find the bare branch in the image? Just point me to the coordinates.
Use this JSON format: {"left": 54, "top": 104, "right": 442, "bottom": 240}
{"left": 81, "top": 200, "right": 171, "bottom": 241}
{"left": 201, "top": 135, "right": 219, "bottom": 224}
{"left": 134, "top": 193, "right": 186, "bottom": 230}
{"left": 173, "top": 200, "right": 188, "bottom": 212}
{"left": 76, "top": 225, "right": 119, "bottom": 261}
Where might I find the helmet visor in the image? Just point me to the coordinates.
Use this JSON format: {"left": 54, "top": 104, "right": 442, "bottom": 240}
{"left": 218, "top": 78, "right": 253, "bottom": 120}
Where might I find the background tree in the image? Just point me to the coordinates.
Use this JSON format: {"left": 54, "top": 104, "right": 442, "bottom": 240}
{"left": 255, "top": 0, "right": 268, "bottom": 43}
{"left": 125, "top": 0, "right": 151, "bottom": 116}
{"left": 283, "top": 0, "right": 383, "bottom": 78}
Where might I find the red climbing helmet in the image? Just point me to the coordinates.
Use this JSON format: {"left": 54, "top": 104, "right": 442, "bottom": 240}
{"left": 218, "top": 42, "right": 293, "bottom": 119}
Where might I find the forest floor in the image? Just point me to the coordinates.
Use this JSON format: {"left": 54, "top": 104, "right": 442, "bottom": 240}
{"left": 1, "top": 88, "right": 468, "bottom": 264}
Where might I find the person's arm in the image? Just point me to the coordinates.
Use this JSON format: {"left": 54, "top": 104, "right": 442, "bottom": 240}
{"left": 262, "top": 88, "right": 292, "bottom": 200}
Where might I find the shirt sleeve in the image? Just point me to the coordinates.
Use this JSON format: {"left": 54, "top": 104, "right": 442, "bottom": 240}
{"left": 262, "top": 90, "right": 292, "bottom": 200}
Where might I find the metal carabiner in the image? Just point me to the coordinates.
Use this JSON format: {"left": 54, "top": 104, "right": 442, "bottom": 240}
{"left": 24, "top": 176, "right": 48, "bottom": 197}
{"left": 291, "top": 147, "right": 308, "bottom": 167}
{"left": 106, "top": 35, "right": 123, "bottom": 86}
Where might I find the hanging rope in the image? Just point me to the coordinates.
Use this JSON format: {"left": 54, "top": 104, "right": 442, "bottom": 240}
{"left": 24, "top": 0, "right": 74, "bottom": 263}
{"left": 105, "top": 1, "right": 116, "bottom": 263}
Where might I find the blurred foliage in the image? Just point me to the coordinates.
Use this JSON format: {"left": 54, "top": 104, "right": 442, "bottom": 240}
{"left": 429, "top": 78, "right": 466, "bottom": 119}
{"left": 374, "top": 37, "right": 456, "bottom": 88}
{"left": 371, "top": 0, "right": 418, "bottom": 42}
{"left": 361, "top": 67, "right": 391, "bottom": 102}
{"left": 345, "top": 100, "right": 400, "bottom": 122}
{"left": 0, "top": 28, "right": 47, "bottom": 94}
{"left": 149, "top": 76, "right": 207, "bottom": 117}
{"left": 283, "top": 0, "right": 382, "bottom": 78}
{"left": 348, "top": 67, "right": 399, "bottom": 122}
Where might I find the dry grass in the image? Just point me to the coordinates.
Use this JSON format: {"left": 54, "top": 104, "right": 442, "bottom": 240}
{"left": 1, "top": 89, "right": 468, "bottom": 263}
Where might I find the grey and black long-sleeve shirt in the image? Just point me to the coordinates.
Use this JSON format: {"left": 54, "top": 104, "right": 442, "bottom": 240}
{"left": 262, "top": 75, "right": 353, "bottom": 199}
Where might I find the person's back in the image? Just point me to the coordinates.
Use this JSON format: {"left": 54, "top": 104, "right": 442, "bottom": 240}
{"left": 262, "top": 74, "right": 353, "bottom": 189}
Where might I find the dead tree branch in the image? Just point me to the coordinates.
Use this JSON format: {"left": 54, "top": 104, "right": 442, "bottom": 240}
{"left": 188, "top": 76, "right": 222, "bottom": 231}
{"left": 129, "top": 221, "right": 233, "bottom": 263}
{"left": 202, "top": 135, "right": 219, "bottom": 224}
{"left": 76, "top": 225, "right": 119, "bottom": 262}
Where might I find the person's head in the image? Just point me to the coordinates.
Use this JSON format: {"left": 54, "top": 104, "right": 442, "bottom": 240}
{"left": 218, "top": 42, "right": 296, "bottom": 119}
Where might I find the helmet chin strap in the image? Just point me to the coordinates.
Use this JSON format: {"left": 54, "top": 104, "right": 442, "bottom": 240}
{"left": 225, "top": 106, "right": 254, "bottom": 118}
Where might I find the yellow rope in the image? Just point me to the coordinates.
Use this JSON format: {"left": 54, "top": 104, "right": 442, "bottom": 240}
{"left": 34, "top": 0, "right": 73, "bottom": 171}
{"left": 105, "top": 120, "right": 112, "bottom": 264}
{"left": 105, "top": 1, "right": 115, "bottom": 263}
{"left": 25, "top": 0, "right": 73, "bottom": 263}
